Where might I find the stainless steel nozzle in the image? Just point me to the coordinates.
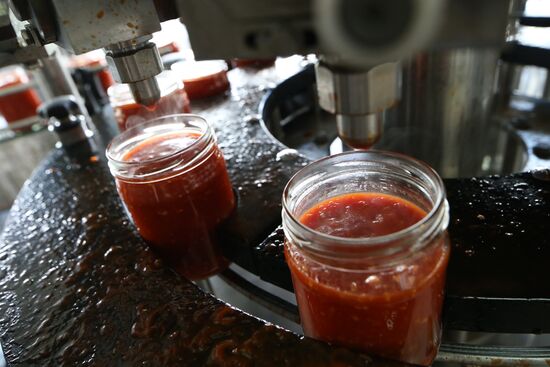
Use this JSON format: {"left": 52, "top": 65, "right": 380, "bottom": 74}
{"left": 128, "top": 78, "right": 162, "bottom": 107}
{"left": 105, "top": 38, "right": 163, "bottom": 106}
{"left": 316, "top": 61, "right": 400, "bottom": 150}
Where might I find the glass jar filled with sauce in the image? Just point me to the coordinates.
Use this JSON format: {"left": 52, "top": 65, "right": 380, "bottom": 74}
{"left": 282, "top": 151, "right": 450, "bottom": 366}
{"left": 106, "top": 114, "right": 235, "bottom": 279}
{"left": 108, "top": 71, "right": 191, "bottom": 132}
{"left": 171, "top": 60, "right": 230, "bottom": 100}
{"left": 0, "top": 65, "right": 42, "bottom": 131}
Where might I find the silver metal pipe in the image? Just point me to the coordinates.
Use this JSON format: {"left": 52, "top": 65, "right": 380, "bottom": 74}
{"left": 33, "top": 52, "right": 93, "bottom": 124}
{"left": 37, "top": 52, "right": 80, "bottom": 97}
{"left": 105, "top": 39, "right": 163, "bottom": 106}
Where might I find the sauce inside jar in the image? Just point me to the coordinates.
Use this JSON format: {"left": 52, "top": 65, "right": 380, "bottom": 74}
{"left": 300, "top": 193, "right": 426, "bottom": 237}
{"left": 286, "top": 192, "right": 449, "bottom": 365}
{"left": 114, "top": 126, "right": 234, "bottom": 279}
{"left": 0, "top": 66, "right": 42, "bottom": 127}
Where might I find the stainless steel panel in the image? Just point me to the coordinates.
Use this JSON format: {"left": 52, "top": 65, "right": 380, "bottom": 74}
{"left": 52, "top": 0, "right": 161, "bottom": 53}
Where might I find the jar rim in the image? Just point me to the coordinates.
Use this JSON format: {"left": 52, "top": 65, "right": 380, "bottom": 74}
{"left": 282, "top": 150, "right": 447, "bottom": 247}
{"left": 171, "top": 60, "right": 228, "bottom": 82}
{"left": 106, "top": 113, "right": 212, "bottom": 168}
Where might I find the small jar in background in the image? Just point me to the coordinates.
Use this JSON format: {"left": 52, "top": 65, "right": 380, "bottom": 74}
{"left": 0, "top": 65, "right": 43, "bottom": 132}
{"left": 69, "top": 50, "right": 115, "bottom": 93}
{"left": 106, "top": 114, "right": 235, "bottom": 280}
{"left": 108, "top": 70, "right": 191, "bottom": 132}
{"left": 282, "top": 151, "right": 450, "bottom": 366}
{"left": 171, "top": 60, "right": 230, "bottom": 100}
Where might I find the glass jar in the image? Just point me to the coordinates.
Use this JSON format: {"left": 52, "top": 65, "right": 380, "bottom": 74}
{"left": 108, "top": 70, "right": 191, "bottom": 132}
{"left": 0, "top": 65, "right": 42, "bottom": 132}
{"left": 282, "top": 151, "right": 450, "bottom": 366}
{"left": 171, "top": 60, "right": 230, "bottom": 100}
{"left": 106, "top": 114, "right": 235, "bottom": 279}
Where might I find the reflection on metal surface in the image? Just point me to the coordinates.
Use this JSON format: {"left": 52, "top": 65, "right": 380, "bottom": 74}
{"left": 438, "top": 330, "right": 550, "bottom": 365}
{"left": 437, "top": 341, "right": 550, "bottom": 366}
{"left": 444, "top": 330, "right": 550, "bottom": 348}
{"left": 198, "top": 264, "right": 301, "bottom": 334}
{"left": 375, "top": 122, "right": 527, "bottom": 178}
{"left": 0, "top": 340, "right": 5, "bottom": 367}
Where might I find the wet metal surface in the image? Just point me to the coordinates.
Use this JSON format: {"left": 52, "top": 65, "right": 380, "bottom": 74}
{"left": 0, "top": 57, "right": 549, "bottom": 365}
{"left": 0, "top": 58, "right": 410, "bottom": 366}
{"left": 443, "top": 173, "right": 550, "bottom": 333}
{"left": 445, "top": 174, "right": 550, "bottom": 298}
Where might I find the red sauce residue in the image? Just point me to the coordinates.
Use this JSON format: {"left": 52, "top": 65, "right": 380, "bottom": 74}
{"left": 115, "top": 88, "right": 191, "bottom": 132}
{"left": 286, "top": 192, "right": 449, "bottom": 365}
{"left": 116, "top": 131, "right": 235, "bottom": 279}
{"left": 97, "top": 69, "right": 115, "bottom": 92}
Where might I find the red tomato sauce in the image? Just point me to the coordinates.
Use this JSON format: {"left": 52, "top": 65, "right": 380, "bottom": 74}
{"left": 231, "top": 58, "right": 276, "bottom": 69}
{"left": 97, "top": 68, "right": 115, "bottom": 92}
{"left": 300, "top": 193, "right": 426, "bottom": 237}
{"left": 286, "top": 192, "right": 449, "bottom": 365}
{"left": 116, "top": 131, "right": 234, "bottom": 279}
{"left": 0, "top": 73, "right": 41, "bottom": 125}
{"left": 182, "top": 71, "right": 229, "bottom": 100}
